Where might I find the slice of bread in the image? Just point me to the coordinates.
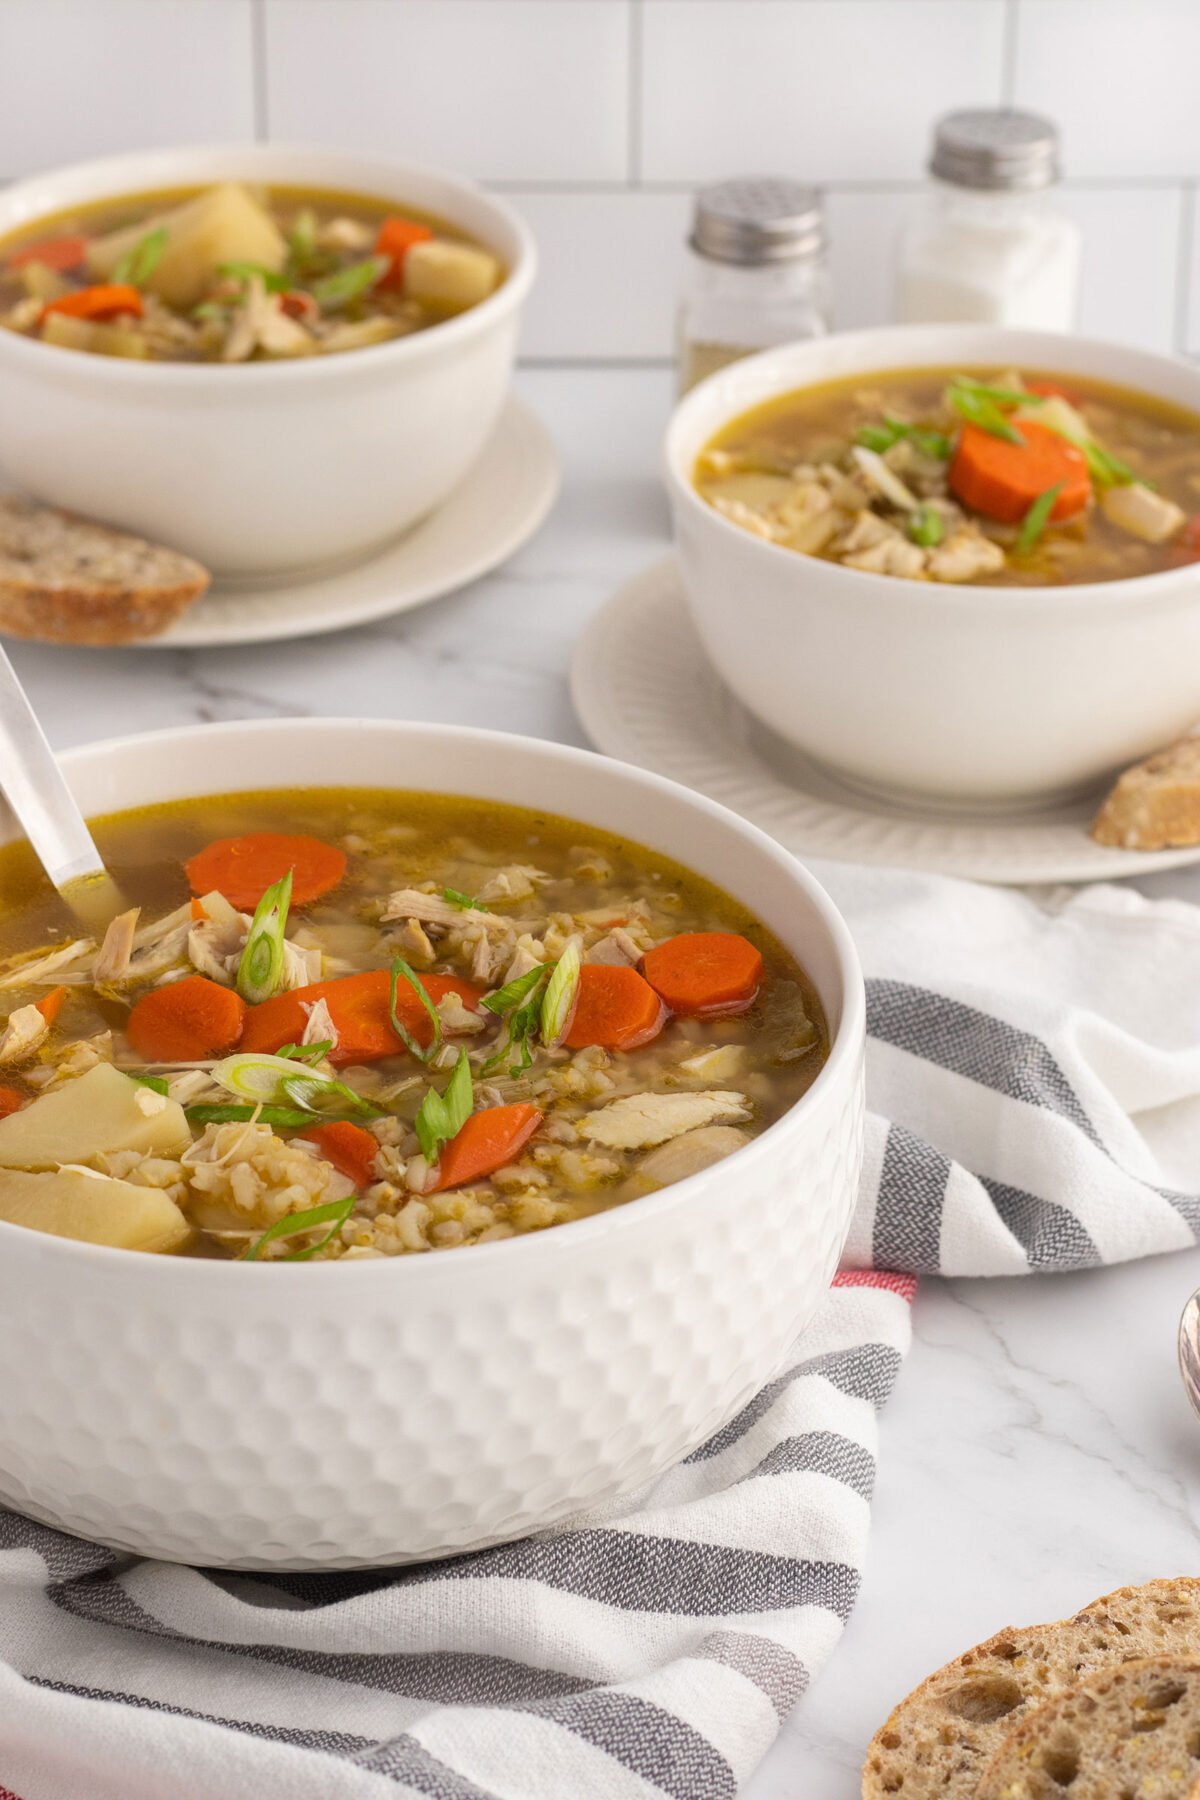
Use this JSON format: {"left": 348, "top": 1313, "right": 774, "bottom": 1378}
{"left": 1091, "top": 739, "right": 1200, "bottom": 851}
{"left": 975, "top": 1656, "right": 1200, "bottom": 1800}
{"left": 0, "top": 495, "right": 210, "bottom": 645}
{"left": 862, "top": 1579, "right": 1200, "bottom": 1798}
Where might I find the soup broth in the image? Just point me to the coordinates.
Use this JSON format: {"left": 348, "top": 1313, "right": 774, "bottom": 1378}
{"left": 0, "top": 182, "right": 504, "bottom": 363}
{"left": 0, "top": 789, "right": 826, "bottom": 1261}
{"left": 695, "top": 365, "right": 1200, "bottom": 586}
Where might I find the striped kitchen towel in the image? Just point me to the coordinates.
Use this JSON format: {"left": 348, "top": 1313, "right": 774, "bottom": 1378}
{"left": 1, "top": 870, "right": 1197, "bottom": 1800}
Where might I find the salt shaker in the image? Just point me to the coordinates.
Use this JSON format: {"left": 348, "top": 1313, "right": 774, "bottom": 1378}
{"left": 677, "top": 178, "right": 832, "bottom": 394}
{"left": 896, "top": 109, "right": 1081, "bottom": 329}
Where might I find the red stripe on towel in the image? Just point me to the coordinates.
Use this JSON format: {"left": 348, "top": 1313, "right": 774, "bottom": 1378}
{"left": 833, "top": 1270, "right": 918, "bottom": 1303}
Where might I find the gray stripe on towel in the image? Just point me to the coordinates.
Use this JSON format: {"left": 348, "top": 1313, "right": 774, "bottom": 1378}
{"left": 740, "top": 1431, "right": 876, "bottom": 1500}
{"left": 695, "top": 1630, "right": 809, "bottom": 1719}
{"left": 687, "top": 1343, "right": 903, "bottom": 1464}
{"left": 980, "top": 1177, "right": 1102, "bottom": 1269}
{"left": 873, "top": 1122, "right": 950, "bottom": 1273}
{"left": 518, "top": 1688, "right": 736, "bottom": 1800}
{"left": 866, "top": 980, "right": 1101, "bottom": 1143}
{"left": 50, "top": 1574, "right": 587, "bottom": 1704}
{"left": 0, "top": 1507, "right": 119, "bottom": 1583}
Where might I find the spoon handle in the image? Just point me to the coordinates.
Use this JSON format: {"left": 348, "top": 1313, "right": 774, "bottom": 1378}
{"left": 0, "top": 645, "right": 106, "bottom": 890}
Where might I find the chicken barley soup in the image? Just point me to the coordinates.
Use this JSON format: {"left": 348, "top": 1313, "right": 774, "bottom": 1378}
{"left": 0, "top": 791, "right": 826, "bottom": 1260}
{"left": 695, "top": 366, "right": 1200, "bottom": 585}
{"left": 0, "top": 183, "right": 503, "bottom": 362}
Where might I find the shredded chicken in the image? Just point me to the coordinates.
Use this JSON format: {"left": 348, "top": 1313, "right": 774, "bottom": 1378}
{"left": 93, "top": 909, "right": 140, "bottom": 983}
{"left": 587, "top": 928, "right": 643, "bottom": 967}
{"left": 221, "top": 275, "right": 312, "bottom": 363}
{"left": 0, "top": 938, "right": 93, "bottom": 989}
{"left": 637, "top": 1126, "right": 749, "bottom": 1187}
{"left": 843, "top": 528, "right": 927, "bottom": 579}
{"left": 300, "top": 996, "right": 339, "bottom": 1051}
{"left": 382, "top": 889, "right": 510, "bottom": 933}
{"left": 578, "top": 1090, "right": 751, "bottom": 1151}
{"left": 473, "top": 865, "right": 549, "bottom": 904}
{"left": 927, "top": 531, "right": 1006, "bottom": 582}
{"left": 0, "top": 1002, "right": 49, "bottom": 1066}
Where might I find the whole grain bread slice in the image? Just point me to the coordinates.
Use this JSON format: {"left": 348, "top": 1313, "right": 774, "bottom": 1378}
{"left": 0, "top": 495, "right": 210, "bottom": 645}
{"left": 1091, "top": 738, "right": 1200, "bottom": 851}
{"left": 861, "top": 1579, "right": 1200, "bottom": 1799}
{"left": 975, "top": 1655, "right": 1200, "bottom": 1800}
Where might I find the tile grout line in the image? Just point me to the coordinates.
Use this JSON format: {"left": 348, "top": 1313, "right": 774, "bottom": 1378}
{"left": 1175, "top": 180, "right": 1196, "bottom": 357}
{"left": 1001, "top": 0, "right": 1019, "bottom": 106}
{"left": 250, "top": 0, "right": 270, "bottom": 143}
{"left": 627, "top": 0, "right": 644, "bottom": 186}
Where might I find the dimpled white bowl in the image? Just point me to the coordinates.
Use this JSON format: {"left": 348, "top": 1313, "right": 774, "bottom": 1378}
{"left": 0, "top": 145, "right": 535, "bottom": 577}
{"left": 0, "top": 721, "right": 864, "bottom": 1569}
{"left": 667, "top": 327, "right": 1200, "bottom": 810}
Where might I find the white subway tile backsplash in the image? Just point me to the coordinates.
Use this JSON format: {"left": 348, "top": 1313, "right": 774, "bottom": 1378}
{"left": 0, "top": 0, "right": 255, "bottom": 177}
{"left": 512, "top": 190, "right": 691, "bottom": 360}
{"left": 264, "top": 1, "right": 631, "bottom": 183}
{"left": 1015, "top": 0, "right": 1200, "bottom": 180}
{"left": 640, "top": 1, "right": 1006, "bottom": 184}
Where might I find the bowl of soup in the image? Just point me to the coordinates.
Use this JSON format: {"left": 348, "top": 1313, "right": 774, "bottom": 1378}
{"left": 0, "top": 719, "right": 864, "bottom": 1568}
{"left": 666, "top": 327, "right": 1200, "bottom": 809}
{"left": 0, "top": 145, "right": 535, "bottom": 576}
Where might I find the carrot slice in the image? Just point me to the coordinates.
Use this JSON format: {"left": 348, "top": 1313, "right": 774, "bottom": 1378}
{"left": 43, "top": 283, "right": 143, "bottom": 323}
{"left": 10, "top": 234, "right": 89, "bottom": 272}
{"left": 301, "top": 1120, "right": 379, "bottom": 1190}
{"left": 35, "top": 985, "right": 69, "bottom": 1027}
{"left": 128, "top": 975, "right": 246, "bottom": 1063}
{"left": 949, "top": 420, "right": 1090, "bottom": 525}
{"left": 185, "top": 832, "right": 347, "bottom": 911}
{"left": 240, "top": 969, "right": 483, "bottom": 1065}
{"left": 375, "top": 215, "right": 434, "bottom": 290}
{"left": 0, "top": 1085, "right": 26, "bottom": 1117}
{"left": 431, "top": 1104, "right": 542, "bottom": 1193}
{"left": 642, "top": 931, "right": 764, "bottom": 1018}
{"left": 563, "top": 964, "right": 666, "bottom": 1051}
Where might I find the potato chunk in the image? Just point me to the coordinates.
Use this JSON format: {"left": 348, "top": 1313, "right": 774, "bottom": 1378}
{"left": 404, "top": 239, "right": 501, "bottom": 313}
{"left": 87, "top": 183, "right": 286, "bottom": 309}
{"left": 0, "top": 1063, "right": 190, "bottom": 1170}
{"left": 0, "top": 1167, "right": 190, "bottom": 1253}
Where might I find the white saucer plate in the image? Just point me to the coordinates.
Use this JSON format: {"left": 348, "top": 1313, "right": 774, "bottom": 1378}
{"left": 139, "top": 396, "right": 559, "bottom": 648}
{"left": 570, "top": 558, "right": 1200, "bottom": 886}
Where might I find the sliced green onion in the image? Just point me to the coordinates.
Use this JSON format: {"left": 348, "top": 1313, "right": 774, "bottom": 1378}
{"left": 190, "top": 300, "right": 228, "bottom": 321}
{"left": 951, "top": 377, "right": 1044, "bottom": 409}
{"left": 209, "top": 1051, "right": 381, "bottom": 1119}
{"left": 276, "top": 1040, "right": 334, "bottom": 1064}
{"left": 112, "top": 226, "right": 168, "bottom": 287}
{"left": 243, "top": 1195, "right": 356, "bottom": 1262}
{"left": 947, "top": 384, "right": 1025, "bottom": 445}
{"left": 310, "top": 255, "right": 389, "bottom": 312}
{"left": 388, "top": 958, "right": 442, "bottom": 1065}
{"left": 132, "top": 1073, "right": 170, "bottom": 1096}
{"left": 855, "top": 422, "right": 901, "bottom": 453}
{"left": 908, "top": 505, "right": 945, "bottom": 548}
{"left": 482, "top": 964, "right": 549, "bottom": 1076}
{"left": 540, "top": 936, "right": 583, "bottom": 1048}
{"left": 442, "top": 886, "right": 477, "bottom": 910}
{"left": 186, "top": 1104, "right": 324, "bottom": 1127}
{"left": 904, "top": 425, "right": 952, "bottom": 461}
{"left": 236, "top": 871, "right": 292, "bottom": 1005}
{"left": 414, "top": 1050, "right": 473, "bottom": 1163}
{"left": 481, "top": 964, "right": 547, "bottom": 1016}
{"left": 1015, "top": 482, "right": 1064, "bottom": 554}
{"left": 217, "top": 260, "right": 290, "bottom": 293}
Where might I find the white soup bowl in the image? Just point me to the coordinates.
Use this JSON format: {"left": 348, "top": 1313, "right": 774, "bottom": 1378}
{"left": 0, "top": 145, "right": 535, "bottom": 577}
{"left": 666, "top": 326, "right": 1200, "bottom": 810}
{"left": 0, "top": 720, "right": 864, "bottom": 1568}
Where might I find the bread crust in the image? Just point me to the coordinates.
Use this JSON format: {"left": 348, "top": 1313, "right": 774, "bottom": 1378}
{"left": 1091, "top": 738, "right": 1200, "bottom": 850}
{"left": 862, "top": 1580, "right": 1200, "bottom": 1799}
{"left": 0, "top": 496, "right": 209, "bottom": 645}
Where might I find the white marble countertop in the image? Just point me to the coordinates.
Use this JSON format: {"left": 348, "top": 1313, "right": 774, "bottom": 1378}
{"left": 9, "top": 366, "right": 1200, "bottom": 1798}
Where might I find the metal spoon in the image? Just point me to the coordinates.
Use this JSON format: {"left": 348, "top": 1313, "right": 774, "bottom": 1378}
{"left": 1177, "top": 1288, "right": 1200, "bottom": 1422}
{"left": 0, "top": 644, "right": 123, "bottom": 927}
